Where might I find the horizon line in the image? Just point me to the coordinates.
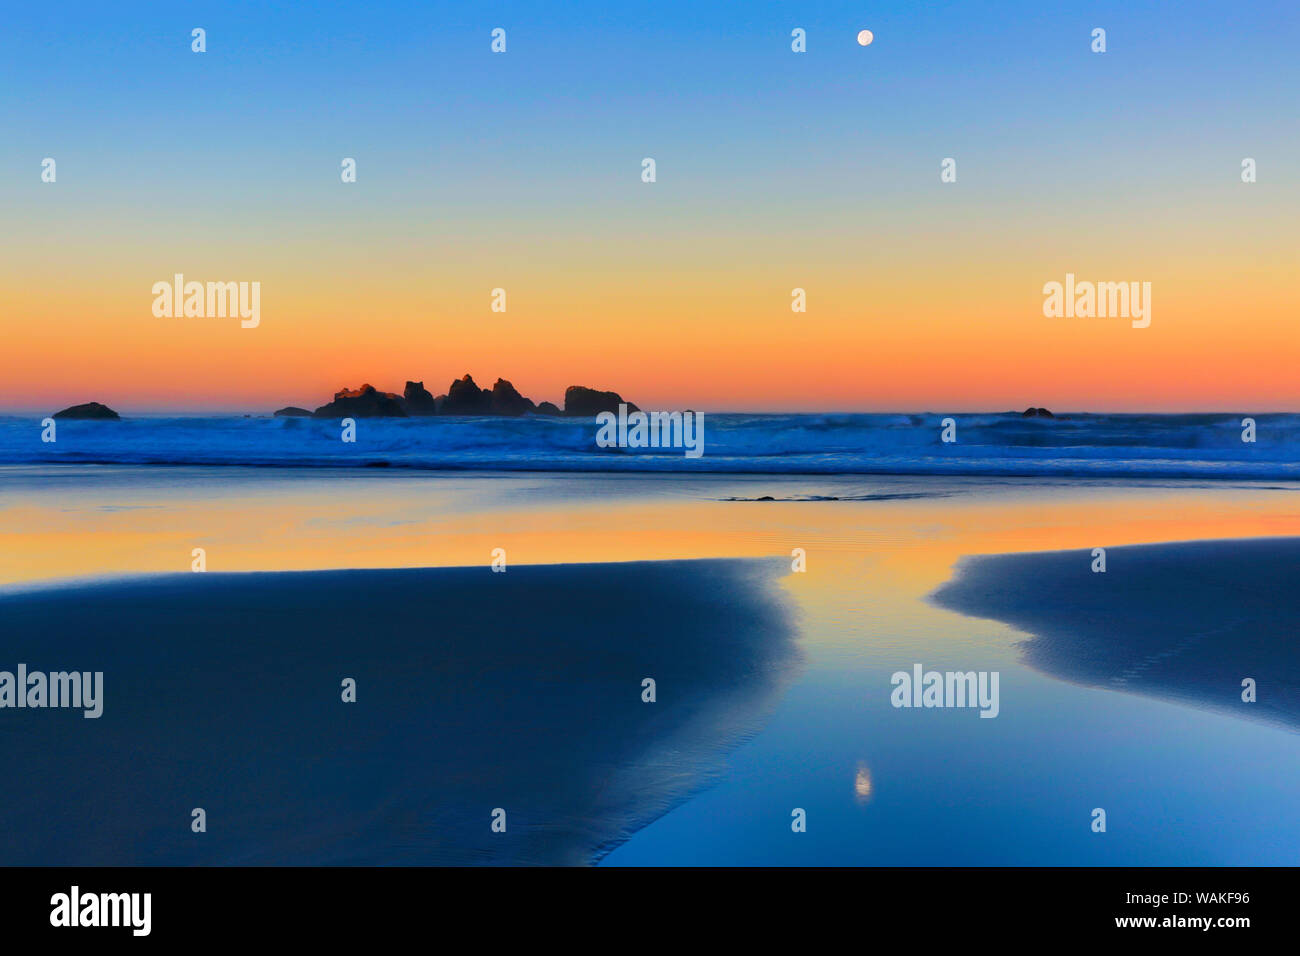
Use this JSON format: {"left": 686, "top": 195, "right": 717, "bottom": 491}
{"left": 3, "top": 406, "right": 1297, "bottom": 418}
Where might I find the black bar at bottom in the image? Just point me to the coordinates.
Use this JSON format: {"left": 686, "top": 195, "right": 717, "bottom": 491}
{"left": 0, "top": 866, "right": 1283, "bottom": 941}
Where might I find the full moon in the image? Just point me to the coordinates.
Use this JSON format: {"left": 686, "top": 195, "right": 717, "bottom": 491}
{"left": 857, "top": 30, "right": 874, "bottom": 46}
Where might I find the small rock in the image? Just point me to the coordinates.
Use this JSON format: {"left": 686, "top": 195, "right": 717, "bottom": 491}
{"left": 52, "top": 402, "right": 120, "bottom": 420}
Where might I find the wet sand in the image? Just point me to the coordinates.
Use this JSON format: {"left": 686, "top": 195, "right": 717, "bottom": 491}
{"left": 0, "top": 559, "right": 800, "bottom": 864}
{"left": 930, "top": 537, "right": 1300, "bottom": 732}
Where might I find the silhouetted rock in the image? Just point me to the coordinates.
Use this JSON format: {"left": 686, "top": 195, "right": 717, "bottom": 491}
{"left": 564, "top": 386, "right": 639, "bottom": 417}
{"left": 440, "top": 374, "right": 494, "bottom": 415}
{"left": 52, "top": 402, "right": 119, "bottom": 420}
{"left": 313, "top": 384, "right": 408, "bottom": 419}
{"left": 489, "top": 378, "right": 536, "bottom": 416}
{"left": 289, "top": 375, "right": 634, "bottom": 420}
{"left": 403, "top": 381, "right": 438, "bottom": 416}
{"left": 1021, "top": 407, "right": 1055, "bottom": 419}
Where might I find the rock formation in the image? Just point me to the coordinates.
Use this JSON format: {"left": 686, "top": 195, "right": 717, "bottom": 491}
{"left": 440, "top": 374, "right": 494, "bottom": 415}
{"left": 312, "top": 384, "right": 408, "bottom": 419}
{"left": 563, "top": 386, "right": 639, "bottom": 417}
{"left": 282, "top": 376, "right": 637, "bottom": 419}
{"left": 403, "top": 381, "right": 438, "bottom": 416}
{"left": 52, "top": 402, "right": 120, "bottom": 420}
{"left": 489, "top": 378, "right": 536, "bottom": 416}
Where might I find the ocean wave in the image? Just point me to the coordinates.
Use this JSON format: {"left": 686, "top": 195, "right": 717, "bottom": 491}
{"left": 3, "top": 413, "right": 1299, "bottom": 479}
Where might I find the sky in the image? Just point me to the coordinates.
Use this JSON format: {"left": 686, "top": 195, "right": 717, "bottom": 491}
{"left": 1, "top": 0, "right": 1297, "bottom": 413}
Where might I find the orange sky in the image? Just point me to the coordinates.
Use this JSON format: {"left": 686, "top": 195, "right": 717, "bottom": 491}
{"left": 5, "top": 210, "right": 1296, "bottom": 413}
{"left": 4, "top": 141, "right": 1296, "bottom": 415}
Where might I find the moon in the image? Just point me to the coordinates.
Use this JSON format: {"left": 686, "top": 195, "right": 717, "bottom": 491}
{"left": 857, "top": 30, "right": 874, "bottom": 46}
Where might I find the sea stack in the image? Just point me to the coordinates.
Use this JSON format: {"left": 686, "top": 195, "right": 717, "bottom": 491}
{"left": 312, "top": 384, "right": 408, "bottom": 419}
{"left": 563, "top": 386, "right": 639, "bottom": 417}
{"left": 489, "top": 379, "right": 536, "bottom": 417}
{"left": 52, "top": 402, "right": 120, "bottom": 420}
{"left": 439, "top": 374, "right": 494, "bottom": 415}
{"left": 282, "top": 376, "right": 638, "bottom": 418}
{"left": 403, "top": 381, "right": 438, "bottom": 416}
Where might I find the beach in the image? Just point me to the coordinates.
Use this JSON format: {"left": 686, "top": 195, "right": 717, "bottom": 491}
{"left": 2, "top": 463, "right": 1299, "bottom": 865}
{"left": 0, "top": 559, "right": 799, "bottom": 865}
{"left": 931, "top": 538, "right": 1300, "bottom": 733}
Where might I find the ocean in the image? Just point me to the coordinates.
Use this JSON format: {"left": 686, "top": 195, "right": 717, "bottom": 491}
{"left": 6, "top": 412, "right": 1299, "bottom": 478}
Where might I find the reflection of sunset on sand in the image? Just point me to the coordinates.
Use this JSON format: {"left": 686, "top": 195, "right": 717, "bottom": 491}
{"left": 6, "top": 467, "right": 1300, "bottom": 594}
{"left": 3, "top": 465, "right": 1299, "bottom": 864}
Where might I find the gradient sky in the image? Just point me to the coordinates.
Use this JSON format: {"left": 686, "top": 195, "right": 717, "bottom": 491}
{"left": 2, "top": 0, "right": 1297, "bottom": 413}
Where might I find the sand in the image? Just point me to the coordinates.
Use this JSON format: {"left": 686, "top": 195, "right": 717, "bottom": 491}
{"left": 930, "top": 537, "right": 1300, "bottom": 732}
{"left": 0, "top": 559, "right": 800, "bottom": 865}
